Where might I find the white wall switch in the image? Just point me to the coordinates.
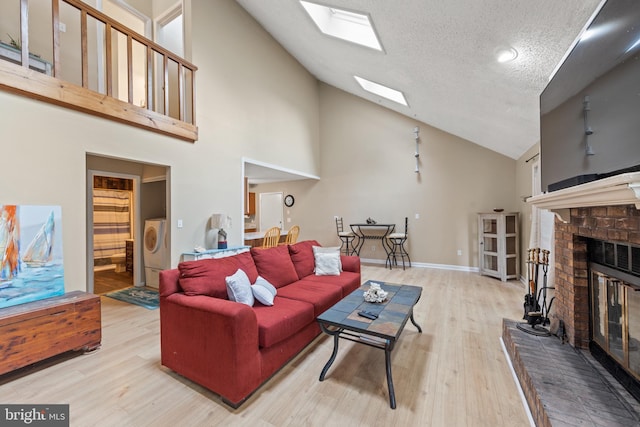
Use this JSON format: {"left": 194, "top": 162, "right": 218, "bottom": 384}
{"left": 415, "top": 213, "right": 420, "bottom": 219}
{"left": 177, "top": 219, "right": 183, "bottom": 228}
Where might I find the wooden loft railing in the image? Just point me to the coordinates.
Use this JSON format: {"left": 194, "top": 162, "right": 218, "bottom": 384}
{"left": 0, "top": 0, "right": 197, "bottom": 141}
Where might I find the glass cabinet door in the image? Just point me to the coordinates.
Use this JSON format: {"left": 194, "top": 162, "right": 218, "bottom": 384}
{"left": 480, "top": 217, "right": 499, "bottom": 275}
{"left": 478, "top": 213, "right": 519, "bottom": 281}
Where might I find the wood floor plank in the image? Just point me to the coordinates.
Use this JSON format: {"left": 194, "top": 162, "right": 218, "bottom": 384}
{"left": 0, "top": 265, "right": 530, "bottom": 426}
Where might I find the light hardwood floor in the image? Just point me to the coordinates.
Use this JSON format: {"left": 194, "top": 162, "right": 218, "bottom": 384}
{"left": 0, "top": 265, "right": 531, "bottom": 426}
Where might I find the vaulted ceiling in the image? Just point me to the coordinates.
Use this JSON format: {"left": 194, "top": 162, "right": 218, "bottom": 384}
{"left": 235, "top": 0, "right": 603, "bottom": 160}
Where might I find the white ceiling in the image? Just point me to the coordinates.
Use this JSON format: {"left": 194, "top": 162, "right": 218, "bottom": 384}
{"left": 235, "top": 0, "right": 604, "bottom": 160}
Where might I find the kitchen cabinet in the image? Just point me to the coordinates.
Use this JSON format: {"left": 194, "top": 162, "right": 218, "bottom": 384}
{"left": 247, "top": 192, "right": 256, "bottom": 215}
{"left": 244, "top": 177, "right": 256, "bottom": 216}
{"left": 478, "top": 212, "right": 519, "bottom": 281}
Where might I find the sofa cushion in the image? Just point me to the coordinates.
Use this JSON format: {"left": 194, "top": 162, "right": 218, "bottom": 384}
{"left": 250, "top": 245, "right": 299, "bottom": 288}
{"left": 253, "top": 297, "right": 315, "bottom": 348}
{"left": 277, "top": 279, "right": 343, "bottom": 316}
{"left": 288, "top": 240, "right": 320, "bottom": 279}
{"left": 178, "top": 252, "right": 258, "bottom": 298}
{"left": 233, "top": 251, "right": 260, "bottom": 283}
{"left": 226, "top": 269, "right": 254, "bottom": 306}
{"left": 178, "top": 258, "right": 239, "bottom": 298}
{"left": 302, "top": 271, "right": 361, "bottom": 297}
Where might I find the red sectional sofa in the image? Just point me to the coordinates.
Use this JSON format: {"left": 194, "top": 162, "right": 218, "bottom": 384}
{"left": 159, "top": 240, "right": 361, "bottom": 408}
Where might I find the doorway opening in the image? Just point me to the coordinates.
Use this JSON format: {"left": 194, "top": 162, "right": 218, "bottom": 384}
{"left": 86, "top": 154, "right": 169, "bottom": 294}
{"left": 92, "top": 174, "right": 135, "bottom": 294}
{"left": 242, "top": 158, "right": 319, "bottom": 241}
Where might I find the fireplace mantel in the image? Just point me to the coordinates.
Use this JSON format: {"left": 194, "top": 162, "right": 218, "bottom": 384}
{"left": 528, "top": 172, "right": 640, "bottom": 221}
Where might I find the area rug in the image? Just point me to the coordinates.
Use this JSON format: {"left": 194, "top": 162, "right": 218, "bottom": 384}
{"left": 105, "top": 287, "right": 159, "bottom": 310}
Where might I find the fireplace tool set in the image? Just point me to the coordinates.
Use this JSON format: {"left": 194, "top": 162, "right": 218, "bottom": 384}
{"left": 517, "top": 248, "right": 555, "bottom": 336}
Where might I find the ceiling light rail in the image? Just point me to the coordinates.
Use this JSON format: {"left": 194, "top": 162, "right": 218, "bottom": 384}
{"left": 414, "top": 127, "right": 420, "bottom": 174}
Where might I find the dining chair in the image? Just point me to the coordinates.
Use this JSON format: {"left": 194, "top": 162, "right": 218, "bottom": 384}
{"left": 386, "top": 217, "right": 411, "bottom": 270}
{"left": 262, "top": 226, "right": 281, "bottom": 248}
{"left": 284, "top": 225, "right": 300, "bottom": 245}
{"left": 335, "top": 217, "right": 357, "bottom": 255}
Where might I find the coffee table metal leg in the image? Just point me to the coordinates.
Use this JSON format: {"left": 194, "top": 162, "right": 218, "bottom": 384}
{"left": 410, "top": 308, "right": 422, "bottom": 333}
{"left": 385, "top": 344, "right": 396, "bottom": 409}
{"left": 319, "top": 325, "right": 341, "bottom": 381}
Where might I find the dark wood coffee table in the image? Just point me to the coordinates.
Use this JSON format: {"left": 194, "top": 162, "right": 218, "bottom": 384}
{"left": 316, "top": 280, "right": 422, "bottom": 409}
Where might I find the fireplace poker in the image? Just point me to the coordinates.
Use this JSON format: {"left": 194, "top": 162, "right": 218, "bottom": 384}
{"left": 523, "top": 249, "right": 539, "bottom": 322}
{"left": 538, "top": 249, "right": 554, "bottom": 326}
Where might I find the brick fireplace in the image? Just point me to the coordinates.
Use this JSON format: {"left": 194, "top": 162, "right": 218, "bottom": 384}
{"left": 553, "top": 204, "right": 640, "bottom": 349}
{"left": 528, "top": 172, "right": 640, "bottom": 350}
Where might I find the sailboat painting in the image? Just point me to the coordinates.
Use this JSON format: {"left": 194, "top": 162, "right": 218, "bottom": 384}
{"left": 0, "top": 205, "right": 64, "bottom": 309}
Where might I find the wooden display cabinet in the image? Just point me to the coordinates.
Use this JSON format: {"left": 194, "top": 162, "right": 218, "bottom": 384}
{"left": 478, "top": 212, "right": 519, "bottom": 281}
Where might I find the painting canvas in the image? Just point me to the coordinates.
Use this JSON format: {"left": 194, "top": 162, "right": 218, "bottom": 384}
{"left": 0, "top": 205, "right": 64, "bottom": 309}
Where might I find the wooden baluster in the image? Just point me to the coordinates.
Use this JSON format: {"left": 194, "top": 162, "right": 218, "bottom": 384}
{"left": 178, "top": 63, "right": 184, "bottom": 121}
{"left": 105, "top": 22, "right": 113, "bottom": 97}
{"left": 146, "top": 47, "right": 153, "bottom": 111}
{"left": 127, "top": 34, "right": 133, "bottom": 104}
{"left": 163, "top": 54, "right": 169, "bottom": 116}
{"left": 21, "top": 0, "right": 29, "bottom": 70}
{"left": 81, "top": 9, "right": 88, "bottom": 88}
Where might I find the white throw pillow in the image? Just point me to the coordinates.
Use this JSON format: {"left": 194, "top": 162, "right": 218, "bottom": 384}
{"left": 254, "top": 276, "right": 277, "bottom": 296}
{"left": 252, "top": 285, "right": 274, "bottom": 306}
{"left": 313, "top": 246, "right": 342, "bottom": 276}
{"left": 225, "top": 269, "right": 254, "bottom": 306}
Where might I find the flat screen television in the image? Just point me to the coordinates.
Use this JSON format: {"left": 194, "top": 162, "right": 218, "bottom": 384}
{"left": 540, "top": 0, "right": 640, "bottom": 192}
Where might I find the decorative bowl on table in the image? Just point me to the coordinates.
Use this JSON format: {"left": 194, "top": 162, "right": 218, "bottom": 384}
{"left": 363, "top": 282, "right": 388, "bottom": 303}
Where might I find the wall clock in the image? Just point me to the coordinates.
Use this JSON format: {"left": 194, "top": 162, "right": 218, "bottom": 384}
{"left": 284, "top": 194, "right": 295, "bottom": 207}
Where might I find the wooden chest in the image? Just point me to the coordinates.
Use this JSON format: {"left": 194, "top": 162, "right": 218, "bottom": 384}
{"left": 0, "top": 291, "right": 101, "bottom": 375}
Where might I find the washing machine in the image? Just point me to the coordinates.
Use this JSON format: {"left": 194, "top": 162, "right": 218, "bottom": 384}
{"left": 143, "top": 218, "right": 167, "bottom": 288}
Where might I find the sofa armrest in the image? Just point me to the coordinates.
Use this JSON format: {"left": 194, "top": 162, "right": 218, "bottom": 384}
{"left": 159, "top": 268, "right": 181, "bottom": 297}
{"left": 341, "top": 255, "right": 360, "bottom": 274}
{"left": 160, "top": 293, "right": 262, "bottom": 403}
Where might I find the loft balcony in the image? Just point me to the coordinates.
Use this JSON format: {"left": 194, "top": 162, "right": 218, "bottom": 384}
{"left": 0, "top": 0, "right": 197, "bottom": 141}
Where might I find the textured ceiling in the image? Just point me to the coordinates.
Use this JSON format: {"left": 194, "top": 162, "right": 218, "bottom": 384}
{"left": 235, "top": 0, "right": 604, "bottom": 160}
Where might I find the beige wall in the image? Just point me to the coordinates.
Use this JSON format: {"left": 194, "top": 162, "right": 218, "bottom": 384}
{"left": 254, "top": 84, "right": 519, "bottom": 268}
{"left": 0, "top": 0, "right": 320, "bottom": 291}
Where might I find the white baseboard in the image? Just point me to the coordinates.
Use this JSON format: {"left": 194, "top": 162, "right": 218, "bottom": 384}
{"left": 359, "top": 257, "right": 479, "bottom": 273}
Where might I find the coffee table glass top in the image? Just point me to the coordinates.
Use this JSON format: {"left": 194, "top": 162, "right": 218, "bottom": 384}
{"left": 317, "top": 280, "right": 422, "bottom": 341}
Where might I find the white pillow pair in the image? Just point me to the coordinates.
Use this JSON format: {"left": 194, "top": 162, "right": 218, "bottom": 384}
{"left": 313, "top": 246, "right": 342, "bottom": 276}
{"left": 225, "top": 269, "right": 277, "bottom": 307}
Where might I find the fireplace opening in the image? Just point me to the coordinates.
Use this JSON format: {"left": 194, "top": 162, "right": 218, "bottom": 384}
{"left": 588, "top": 238, "right": 640, "bottom": 401}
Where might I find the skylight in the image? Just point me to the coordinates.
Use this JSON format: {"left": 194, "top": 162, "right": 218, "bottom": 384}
{"left": 354, "top": 76, "right": 407, "bottom": 106}
{"left": 300, "top": 1, "right": 382, "bottom": 51}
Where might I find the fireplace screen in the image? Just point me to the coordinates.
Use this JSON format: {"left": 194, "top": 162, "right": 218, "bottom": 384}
{"left": 590, "top": 266, "right": 640, "bottom": 379}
